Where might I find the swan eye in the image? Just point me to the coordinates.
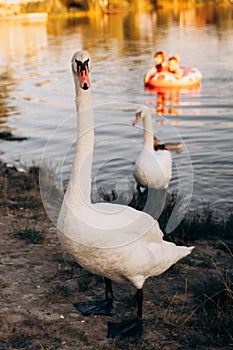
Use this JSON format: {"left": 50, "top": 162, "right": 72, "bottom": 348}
{"left": 75, "top": 58, "right": 89, "bottom": 74}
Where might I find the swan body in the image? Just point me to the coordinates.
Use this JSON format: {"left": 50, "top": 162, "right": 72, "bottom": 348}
{"left": 58, "top": 201, "right": 191, "bottom": 289}
{"left": 133, "top": 107, "right": 172, "bottom": 189}
{"left": 57, "top": 50, "right": 193, "bottom": 336}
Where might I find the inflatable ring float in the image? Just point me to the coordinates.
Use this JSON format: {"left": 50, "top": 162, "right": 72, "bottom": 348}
{"left": 144, "top": 66, "right": 202, "bottom": 89}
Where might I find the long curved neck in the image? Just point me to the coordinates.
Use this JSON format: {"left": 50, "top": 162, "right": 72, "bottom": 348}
{"left": 143, "top": 113, "right": 154, "bottom": 150}
{"left": 65, "top": 78, "right": 93, "bottom": 207}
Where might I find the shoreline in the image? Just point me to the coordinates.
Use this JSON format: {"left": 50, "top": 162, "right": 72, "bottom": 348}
{"left": 0, "top": 1, "right": 232, "bottom": 21}
{"left": 0, "top": 159, "right": 232, "bottom": 348}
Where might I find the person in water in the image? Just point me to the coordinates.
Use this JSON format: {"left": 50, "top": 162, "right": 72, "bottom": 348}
{"left": 154, "top": 51, "right": 167, "bottom": 72}
{"left": 167, "top": 55, "right": 183, "bottom": 79}
{"left": 144, "top": 51, "right": 167, "bottom": 84}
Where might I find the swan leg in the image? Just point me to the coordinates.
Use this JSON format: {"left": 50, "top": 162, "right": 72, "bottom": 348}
{"left": 73, "top": 278, "right": 116, "bottom": 316}
{"left": 136, "top": 288, "right": 143, "bottom": 318}
{"left": 107, "top": 288, "right": 143, "bottom": 338}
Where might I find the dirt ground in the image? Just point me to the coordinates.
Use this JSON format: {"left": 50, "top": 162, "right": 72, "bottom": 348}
{"left": 0, "top": 161, "right": 232, "bottom": 350}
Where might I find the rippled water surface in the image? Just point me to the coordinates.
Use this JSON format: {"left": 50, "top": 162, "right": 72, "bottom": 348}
{"left": 0, "top": 6, "right": 233, "bottom": 215}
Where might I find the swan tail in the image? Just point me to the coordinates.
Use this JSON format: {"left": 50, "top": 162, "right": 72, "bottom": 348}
{"left": 149, "top": 242, "right": 194, "bottom": 277}
{"left": 187, "top": 246, "right": 195, "bottom": 253}
{"left": 167, "top": 243, "right": 194, "bottom": 262}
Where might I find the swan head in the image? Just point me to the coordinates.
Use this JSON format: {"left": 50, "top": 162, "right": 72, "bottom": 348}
{"left": 71, "top": 50, "right": 91, "bottom": 90}
{"left": 132, "top": 106, "right": 150, "bottom": 126}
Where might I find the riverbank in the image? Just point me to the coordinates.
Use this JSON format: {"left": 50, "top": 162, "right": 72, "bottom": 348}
{"left": 0, "top": 160, "right": 232, "bottom": 349}
{"left": 0, "top": 0, "right": 232, "bottom": 19}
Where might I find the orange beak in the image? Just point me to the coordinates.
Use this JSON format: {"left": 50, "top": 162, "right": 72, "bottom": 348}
{"left": 78, "top": 65, "right": 91, "bottom": 90}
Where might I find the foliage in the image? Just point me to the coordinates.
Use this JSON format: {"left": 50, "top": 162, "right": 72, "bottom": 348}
{"left": 20, "top": 0, "right": 67, "bottom": 14}
{"left": 159, "top": 192, "right": 233, "bottom": 243}
{"left": 192, "top": 271, "right": 233, "bottom": 345}
{"left": 16, "top": 228, "right": 45, "bottom": 244}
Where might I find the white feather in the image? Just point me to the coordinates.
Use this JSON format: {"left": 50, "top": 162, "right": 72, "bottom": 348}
{"left": 57, "top": 50, "right": 193, "bottom": 293}
{"left": 133, "top": 106, "right": 172, "bottom": 189}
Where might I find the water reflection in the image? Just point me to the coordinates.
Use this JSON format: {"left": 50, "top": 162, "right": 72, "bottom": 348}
{"left": 146, "top": 88, "right": 180, "bottom": 116}
{"left": 0, "top": 20, "right": 48, "bottom": 141}
{"left": 0, "top": 22, "right": 47, "bottom": 68}
{"left": 145, "top": 86, "right": 202, "bottom": 117}
{"left": 0, "top": 72, "right": 19, "bottom": 138}
{"left": 0, "top": 5, "right": 233, "bottom": 214}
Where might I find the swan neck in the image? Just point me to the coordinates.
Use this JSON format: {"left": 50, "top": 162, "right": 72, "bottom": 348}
{"left": 143, "top": 113, "right": 154, "bottom": 149}
{"left": 65, "top": 83, "right": 94, "bottom": 206}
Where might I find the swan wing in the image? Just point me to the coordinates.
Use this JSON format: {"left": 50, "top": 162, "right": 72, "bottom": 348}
{"left": 134, "top": 148, "right": 172, "bottom": 188}
{"left": 58, "top": 201, "right": 163, "bottom": 248}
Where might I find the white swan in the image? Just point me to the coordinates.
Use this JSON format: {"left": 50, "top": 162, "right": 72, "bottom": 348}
{"left": 133, "top": 106, "right": 172, "bottom": 191}
{"left": 57, "top": 50, "right": 194, "bottom": 338}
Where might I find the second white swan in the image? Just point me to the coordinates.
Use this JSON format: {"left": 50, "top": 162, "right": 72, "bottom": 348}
{"left": 133, "top": 106, "right": 172, "bottom": 191}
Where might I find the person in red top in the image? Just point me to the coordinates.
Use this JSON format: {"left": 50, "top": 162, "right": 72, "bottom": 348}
{"left": 154, "top": 51, "right": 167, "bottom": 72}
{"left": 144, "top": 51, "right": 167, "bottom": 84}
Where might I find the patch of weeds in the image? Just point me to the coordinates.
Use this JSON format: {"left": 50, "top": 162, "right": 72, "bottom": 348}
{"left": 128, "top": 190, "right": 233, "bottom": 244}
{"left": 50, "top": 285, "right": 71, "bottom": 298}
{"left": 0, "top": 161, "right": 42, "bottom": 211}
{"left": 6, "top": 171, "right": 37, "bottom": 192}
{"left": 112, "top": 333, "right": 145, "bottom": 349}
{"left": 8, "top": 195, "right": 41, "bottom": 210}
{"left": 159, "top": 193, "right": 233, "bottom": 244}
{"left": 192, "top": 271, "right": 233, "bottom": 346}
{"left": 77, "top": 268, "right": 98, "bottom": 292}
{"left": 0, "top": 175, "right": 10, "bottom": 209}
{"left": 162, "top": 293, "right": 188, "bottom": 326}
{"left": 216, "top": 240, "right": 233, "bottom": 256}
{"left": 97, "top": 187, "right": 118, "bottom": 203}
{"left": 63, "top": 261, "right": 100, "bottom": 292}
{"left": 120, "top": 292, "right": 137, "bottom": 309}
{"left": 129, "top": 188, "right": 148, "bottom": 212}
{"left": 0, "top": 340, "right": 7, "bottom": 350}
{"left": 7, "top": 334, "right": 33, "bottom": 349}
{"left": 28, "top": 162, "right": 40, "bottom": 180}
{"left": 224, "top": 210, "right": 233, "bottom": 236}
{"left": 44, "top": 284, "right": 72, "bottom": 302}
{"left": 196, "top": 256, "right": 214, "bottom": 268}
{"left": 16, "top": 229, "right": 44, "bottom": 244}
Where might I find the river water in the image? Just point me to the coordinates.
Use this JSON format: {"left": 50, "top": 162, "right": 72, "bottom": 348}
{"left": 0, "top": 6, "right": 233, "bottom": 219}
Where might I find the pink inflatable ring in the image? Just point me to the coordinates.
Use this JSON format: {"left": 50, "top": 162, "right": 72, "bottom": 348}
{"left": 144, "top": 66, "right": 202, "bottom": 89}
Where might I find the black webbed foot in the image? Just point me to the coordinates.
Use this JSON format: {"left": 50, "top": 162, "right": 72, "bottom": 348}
{"left": 74, "top": 298, "right": 116, "bottom": 316}
{"left": 107, "top": 317, "right": 143, "bottom": 338}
